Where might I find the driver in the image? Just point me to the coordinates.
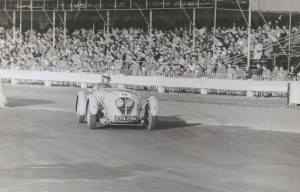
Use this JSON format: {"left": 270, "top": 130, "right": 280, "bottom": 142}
{"left": 95, "top": 73, "right": 111, "bottom": 89}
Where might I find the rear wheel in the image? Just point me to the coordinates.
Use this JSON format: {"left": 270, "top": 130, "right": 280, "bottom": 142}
{"left": 87, "top": 104, "right": 97, "bottom": 129}
{"left": 144, "top": 104, "right": 157, "bottom": 131}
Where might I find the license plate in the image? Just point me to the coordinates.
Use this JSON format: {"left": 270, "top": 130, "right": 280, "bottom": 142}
{"left": 115, "top": 116, "right": 137, "bottom": 121}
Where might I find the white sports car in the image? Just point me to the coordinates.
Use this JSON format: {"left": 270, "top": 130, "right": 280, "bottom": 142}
{"left": 75, "top": 87, "right": 159, "bottom": 130}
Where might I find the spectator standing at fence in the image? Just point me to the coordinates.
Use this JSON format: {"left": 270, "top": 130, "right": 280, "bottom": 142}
{"left": 216, "top": 62, "right": 227, "bottom": 79}
{"left": 114, "top": 59, "right": 122, "bottom": 75}
{"left": 278, "top": 66, "right": 288, "bottom": 80}
{"left": 255, "top": 63, "right": 263, "bottom": 76}
{"left": 234, "top": 65, "right": 246, "bottom": 79}
{"left": 164, "top": 64, "right": 172, "bottom": 77}
{"left": 271, "top": 66, "right": 280, "bottom": 80}
{"left": 195, "top": 64, "right": 204, "bottom": 77}
{"left": 245, "top": 65, "right": 253, "bottom": 79}
{"left": 206, "top": 52, "right": 214, "bottom": 75}
{"left": 288, "top": 66, "right": 297, "bottom": 78}
{"left": 262, "top": 65, "right": 271, "bottom": 80}
{"left": 145, "top": 57, "right": 156, "bottom": 76}
{"left": 131, "top": 59, "right": 141, "bottom": 76}
{"left": 226, "top": 64, "right": 235, "bottom": 79}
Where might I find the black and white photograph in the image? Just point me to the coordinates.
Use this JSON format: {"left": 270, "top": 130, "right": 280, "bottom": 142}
{"left": 0, "top": 0, "right": 300, "bottom": 191}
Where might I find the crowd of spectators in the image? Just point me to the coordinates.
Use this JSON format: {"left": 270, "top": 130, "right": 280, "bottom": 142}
{"left": 0, "top": 14, "right": 300, "bottom": 81}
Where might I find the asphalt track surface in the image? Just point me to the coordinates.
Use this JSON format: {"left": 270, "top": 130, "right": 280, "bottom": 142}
{"left": 0, "top": 85, "right": 300, "bottom": 192}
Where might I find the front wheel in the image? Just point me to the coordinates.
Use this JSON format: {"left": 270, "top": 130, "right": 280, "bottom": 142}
{"left": 144, "top": 104, "right": 157, "bottom": 131}
{"left": 76, "top": 103, "right": 85, "bottom": 123}
{"left": 87, "top": 104, "right": 97, "bottom": 129}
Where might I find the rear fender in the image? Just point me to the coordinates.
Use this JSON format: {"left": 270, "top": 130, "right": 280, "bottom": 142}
{"left": 87, "top": 95, "right": 99, "bottom": 115}
{"left": 76, "top": 90, "right": 87, "bottom": 116}
{"left": 147, "top": 96, "right": 159, "bottom": 116}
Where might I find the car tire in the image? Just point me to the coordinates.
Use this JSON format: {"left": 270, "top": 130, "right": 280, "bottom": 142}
{"left": 76, "top": 91, "right": 86, "bottom": 123}
{"left": 76, "top": 103, "right": 85, "bottom": 123}
{"left": 144, "top": 104, "right": 157, "bottom": 131}
{"left": 87, "top": 104, "right": 97, "bottom": 129}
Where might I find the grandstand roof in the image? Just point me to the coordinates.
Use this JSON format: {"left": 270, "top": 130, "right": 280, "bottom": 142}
{"left": 0, "top": 0, "right": 247, "bottom": 11}
{"left": 251, "top": 0, "right": 300, "bottom": 13}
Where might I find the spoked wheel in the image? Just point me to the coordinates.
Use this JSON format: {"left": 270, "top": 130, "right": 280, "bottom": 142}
{"left": 87, "top": 105, "right": 97, "bottom": 129}
{"left": 144, "top": 104, "right": 157, "bottom": 131}
{"left": 76, "top": 103, "right": 85, "bottom": 123}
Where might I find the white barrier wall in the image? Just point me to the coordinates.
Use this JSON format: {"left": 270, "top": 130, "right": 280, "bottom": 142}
{"left": 0, "top": 70, "right": 102, "bottom": 83}
{"left": 114, "top": 76, "right": 288, "bottom": 92}
{"left": 289, "top": 82, "right": 300, "bottom": 105}
{"left": 0, "top": 70, "right": 289, "bottom": 93}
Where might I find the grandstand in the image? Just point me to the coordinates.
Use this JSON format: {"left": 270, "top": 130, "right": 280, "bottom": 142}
{"left": 0, "top": 0, "right": 299, "bottom": 77}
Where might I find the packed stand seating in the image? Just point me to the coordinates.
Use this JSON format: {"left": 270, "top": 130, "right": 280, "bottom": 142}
{"left": 0, "top": 15, "right": 300, "bottom": 81}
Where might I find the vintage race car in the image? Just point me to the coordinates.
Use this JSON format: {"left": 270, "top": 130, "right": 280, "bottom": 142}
{"left": 75, "top": 87, "right": 159, "bottom": 130}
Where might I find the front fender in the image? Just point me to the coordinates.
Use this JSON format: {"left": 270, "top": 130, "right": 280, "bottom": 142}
{"left": 87, "top": 95, "right": 99, "bottom": 115}
{"left": 147, "top": 96, "right": 159, "bottom": 116}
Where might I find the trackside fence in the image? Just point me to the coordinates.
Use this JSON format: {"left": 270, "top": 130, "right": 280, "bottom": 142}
{"left": 0, "top": 70, "right": 293, "bottom": 98}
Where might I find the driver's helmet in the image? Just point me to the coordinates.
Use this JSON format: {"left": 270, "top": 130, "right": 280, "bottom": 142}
{"left": 102, "top": 72, "right": 111, "bottom": 82}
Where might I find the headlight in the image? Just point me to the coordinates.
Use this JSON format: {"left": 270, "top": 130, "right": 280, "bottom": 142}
{"left": 125, "top": 99, "right": 134, "bottom": 107}
{"left": 116, "top": 98, "right": 124, "bottom": 107}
